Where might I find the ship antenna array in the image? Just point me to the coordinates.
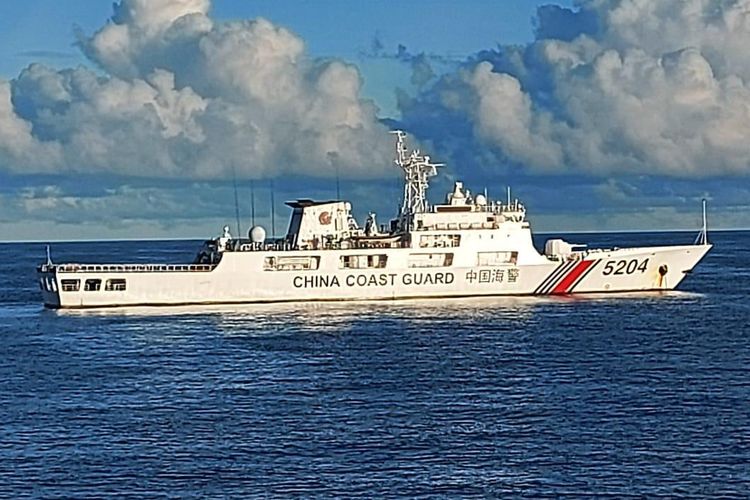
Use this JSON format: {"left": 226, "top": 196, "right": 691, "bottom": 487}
{"left": 390, "top": 130, "right": 443, "bottom": 230}
{"left": 231, "top": 166, "right": 242, "bottom": 246}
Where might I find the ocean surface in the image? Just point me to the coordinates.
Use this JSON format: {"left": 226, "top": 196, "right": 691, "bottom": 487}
{"left": 0, "top": 231, "right": 748, "bottom": 498}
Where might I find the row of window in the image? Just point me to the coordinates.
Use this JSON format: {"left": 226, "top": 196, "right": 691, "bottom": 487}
{"left": 58, "top": 278, "right": 127, "bottom": 292}
{"left": 262, "top": 251, "right": 518, "bottom": 271}
{"left": 45, "top": 251, "right": 520, "bottom": 292}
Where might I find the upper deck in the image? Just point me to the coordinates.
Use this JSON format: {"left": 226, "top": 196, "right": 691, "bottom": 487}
{"left": 193, "top": 132, "right": 534, "bottom": 260}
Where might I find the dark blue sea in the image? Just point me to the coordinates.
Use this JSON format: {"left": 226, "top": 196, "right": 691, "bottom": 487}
{"left": 1, "top": 231, "right": 748, "bottom": 498}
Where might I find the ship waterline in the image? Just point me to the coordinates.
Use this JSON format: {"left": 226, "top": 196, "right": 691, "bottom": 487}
{"left": 37, "top": 131, "right": 711, "bottom": 309}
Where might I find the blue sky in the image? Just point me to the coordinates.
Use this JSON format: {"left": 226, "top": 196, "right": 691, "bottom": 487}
{"left": 0, "top": 1, "right": 561, "bottom": 80}
{"left": 0, "top": 0, "right": 748, "bottom": 241}
{"left": 0, "top": 0, "right": 564, "bottom": 115}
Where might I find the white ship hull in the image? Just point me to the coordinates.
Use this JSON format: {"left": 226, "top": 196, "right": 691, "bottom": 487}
{"left": 38, "top": 243, "right": 711, "bottom": 309}
{"left": 36, "top": 131, "right": 712, "bottom": 309}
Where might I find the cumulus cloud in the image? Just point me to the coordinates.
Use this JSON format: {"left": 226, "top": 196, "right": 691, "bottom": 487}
{"left": 402, "top": 0, "right": 750, "bottom": 178}
{"left": 0, "top": 80, "right": 63, "bottom": 169}
{"left": 0, "top": 173, "right": 409, "bottom": 240}
{"left": 0, "top": 0, "right": 393, "bottom": 179}
{"left": 7, "top": 0, "right": 750, "bottom": 239}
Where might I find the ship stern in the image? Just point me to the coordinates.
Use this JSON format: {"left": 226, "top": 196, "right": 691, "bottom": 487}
{"left": 37, "top": 264, "right": 61, "bottom": 308}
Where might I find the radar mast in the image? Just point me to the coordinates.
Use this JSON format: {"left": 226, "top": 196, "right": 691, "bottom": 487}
{"left": 391, "top": 130, "right": 443, "bottom": 231}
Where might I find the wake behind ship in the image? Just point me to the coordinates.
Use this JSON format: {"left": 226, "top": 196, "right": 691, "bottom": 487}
{"left": 37, "top": 131, "right": 711, "bottom": 308}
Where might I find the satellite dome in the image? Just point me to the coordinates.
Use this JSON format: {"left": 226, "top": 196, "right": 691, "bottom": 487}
{"left": 249, "top": 226, "right": 266, "bottom": 243}
{"left": 475, "top": 194, "right": 487, "bottom": 206}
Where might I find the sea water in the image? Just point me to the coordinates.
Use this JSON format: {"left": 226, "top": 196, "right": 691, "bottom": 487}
{"left": 0, "top": 232, "right": 748, "bottom": 497}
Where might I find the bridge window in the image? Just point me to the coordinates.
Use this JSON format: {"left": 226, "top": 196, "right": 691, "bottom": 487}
{"left": 61, "top": 279, "right": 80, "bottom": 292}
{"left": 341, "top": 254, "right": 388, "bottom": 269}
{"left": 105, "top": 279, "right": 127, "bottom": 291}
{"left": 84, "top": 279, "right": 102, "bottom": 291}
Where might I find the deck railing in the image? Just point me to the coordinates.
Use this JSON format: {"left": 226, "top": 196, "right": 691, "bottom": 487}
{"left": 233, "top": 238, "right": 411, "bottom": 252}
{"left": 47, "top": 263, "right": 216, "bottom": 274}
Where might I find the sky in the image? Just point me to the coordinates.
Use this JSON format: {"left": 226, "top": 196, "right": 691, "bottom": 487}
{"left": 1, "top": 0, "right": 749, "bottom": 242}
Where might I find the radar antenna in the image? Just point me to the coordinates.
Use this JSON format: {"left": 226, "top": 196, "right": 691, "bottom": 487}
{"left": 391, "top": 130, "right": 443, "bottom": 231}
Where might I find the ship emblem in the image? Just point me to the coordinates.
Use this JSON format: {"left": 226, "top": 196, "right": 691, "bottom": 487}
{"left": 319, "top": 211, "right": 332, "bottom": 225}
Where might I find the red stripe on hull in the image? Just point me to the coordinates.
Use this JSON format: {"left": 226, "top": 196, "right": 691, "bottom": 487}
{"left": 550, "top": 260, "right": 594, "bottom": 295}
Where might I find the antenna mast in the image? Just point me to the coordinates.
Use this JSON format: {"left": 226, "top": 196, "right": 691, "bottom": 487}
{"left": 231, "top": 167, "right": 242, "bottom": 244}
{"left": 391, "top": 130, "right": 443, "bottom": 231}
{"left": 250, "top": 180, "right": 256, "bottom": 226}
{"left": 270, "top": 179, "right": 276, "bottom": 238}
{"left": 336, "top": 164, "right": 341, "bottom": 200}
{"left": 695, "top": 198, "right": 709, "bottom": 245}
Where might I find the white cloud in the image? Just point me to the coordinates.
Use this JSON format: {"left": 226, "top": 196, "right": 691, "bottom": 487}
{"left": 403, "top": 0, "right": 750, "bottom": 178}
{"left": 3, "top": 177, "right": 748, "bottom": 241}
{"left": 80, "top": 0, "right": 212, "bottom": 79}
{"left": 0, "top": 0, "right": 392, "bottom": 180}
{"left": 467, "top": 62, "right": 565, "bottom": 172}
{"left": 0, "top": 177, "right": 408, "bottom": 241}
{"left": 0, "top": 80, "right": 63, "bottom": 169}
{"left": 6, "top": 0, "right": 750, "bottom": 238}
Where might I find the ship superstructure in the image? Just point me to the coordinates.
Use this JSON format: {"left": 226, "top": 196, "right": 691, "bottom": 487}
{"left": 37, "top": 132, "right": 711, "bottom": 308}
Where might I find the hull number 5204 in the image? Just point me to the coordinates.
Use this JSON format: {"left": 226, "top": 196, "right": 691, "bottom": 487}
{"left": 602, "top": 258, "right": 649, "bottom": 276}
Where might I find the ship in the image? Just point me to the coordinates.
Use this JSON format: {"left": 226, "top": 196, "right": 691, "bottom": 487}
{"left": 37, "top": 131, "right": 712, "bottom": 309}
